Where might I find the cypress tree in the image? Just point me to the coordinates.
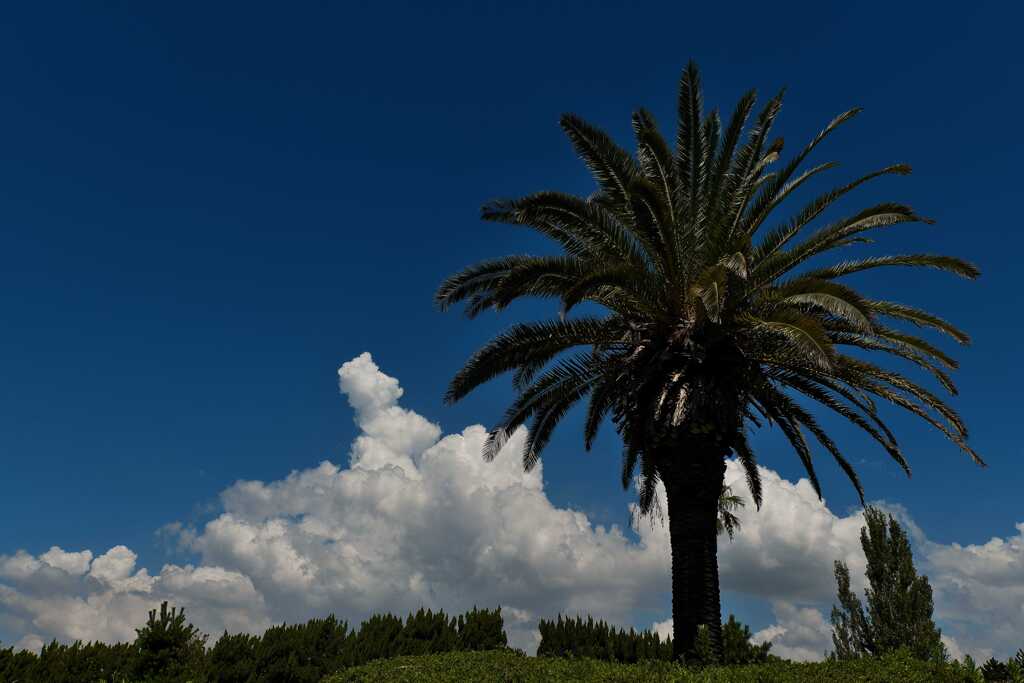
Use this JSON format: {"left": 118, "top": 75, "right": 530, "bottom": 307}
{"left": 830, "top": 506, "right": 945, "bottom": 662}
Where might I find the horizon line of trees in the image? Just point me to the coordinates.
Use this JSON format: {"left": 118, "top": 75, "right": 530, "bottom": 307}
{"left": 0, "top": 604, "right": 507, "bottom": 683}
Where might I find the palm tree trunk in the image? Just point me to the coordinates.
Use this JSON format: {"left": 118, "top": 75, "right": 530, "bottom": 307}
{"left": 663, "top": 453, "right": 727, "bottom": 662}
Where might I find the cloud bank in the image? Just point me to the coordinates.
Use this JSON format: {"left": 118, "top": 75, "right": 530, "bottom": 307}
{"left": 0, "top": 353, "right": 1019, "bottom": 660}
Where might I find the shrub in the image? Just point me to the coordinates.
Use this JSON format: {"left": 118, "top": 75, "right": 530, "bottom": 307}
{"left": 537, "top": 613, "right": 767, "bottom": 665}
{"left": 538, "top": 614, "right": 673, "bottom": 662}
{"left": 325, "top": 648, "right": 1002, "bottom": 682}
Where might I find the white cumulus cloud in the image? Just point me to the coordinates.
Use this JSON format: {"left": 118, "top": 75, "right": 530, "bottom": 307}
{"left": 0, "top": 352, "right": 1019, "bottom": 662}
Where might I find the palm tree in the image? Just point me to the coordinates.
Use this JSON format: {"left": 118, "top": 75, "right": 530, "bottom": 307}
{"left": 435, "top": 62, "right": 981, "bottom": 660}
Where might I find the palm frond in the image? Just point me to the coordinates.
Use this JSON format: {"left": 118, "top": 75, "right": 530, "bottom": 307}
{"left": 445, "top": 318, "right": 620, "bottom": 404}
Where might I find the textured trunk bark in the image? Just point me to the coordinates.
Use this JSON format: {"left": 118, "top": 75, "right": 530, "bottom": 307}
{"left": 664, "top": 454, "right": 727, "bottom": 662}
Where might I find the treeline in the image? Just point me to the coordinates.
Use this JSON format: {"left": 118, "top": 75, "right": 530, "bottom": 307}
{"left": 0, "top": 602, "right": 507, "bottom": 683}
{"left": 537, "top": 613, "right": 772, "bottom": 665}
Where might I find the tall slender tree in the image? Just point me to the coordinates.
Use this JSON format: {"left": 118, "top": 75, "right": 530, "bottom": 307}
{"left": 436, "top": 61, "right": 981, "bottom": 659}
{"left": 831, "top": 506, "right": 945, "bottom": 662}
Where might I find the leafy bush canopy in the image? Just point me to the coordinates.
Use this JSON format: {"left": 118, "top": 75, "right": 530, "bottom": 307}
{"left": 536, "top": 613, "right": 770, "bottom": 666}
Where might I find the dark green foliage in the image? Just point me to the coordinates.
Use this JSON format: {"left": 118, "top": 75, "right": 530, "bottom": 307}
{"left": 206, "top": 632, "right": 259, "bottom": 683}
{"left": 692, "top": 624, "right": 718, "bottom": 665}
{"left": 721, "top": 615, "right": 772, "bottom": 665}
{"left": 396, "top": 609, "right": 458, "bottom": 657}
{"left": 344, "top": 607, "right": 508, "bottom": 666}
{"left": 132, "top": 601, "right": 208, "bottom": 682}
{"left": 0, "top": 604, "right": 509, "bottom": 682}
{"left": 0, "top": 639, "right": 133, "bottom": 683}
{"left": 326, "top": 648, "right": 997, "bottom": 682}
{"left": 537, "top": 612, "right": 769, "bottom": 666}
{"left": 457, "top": 606, "right": 508, "bottom": 651}
{"left": 35, "top": 640, "right": 133, "bottom": 683}
{"left": 1008, "top": 651, "right": 1024, "bottom": 682}
{"left": 537, "top": 614, "right": 673, "bottom": 663}
{"left": 251, "top": 615, "right": 351, "bottom": 683}
{"left": 831, "top": 507, "right": 945, "bottom": 662}
{"left": 0, "top": 644, "right": 37, "bottom": 681}
{"left": 345, "top": 613, "right": 404, "bottom": 666}
{"left": 981, "top": 657, "right": 1011, "bottom": 682}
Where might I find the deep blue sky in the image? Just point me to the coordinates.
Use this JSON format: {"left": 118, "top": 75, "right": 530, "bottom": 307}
{"left": 0, "top": 0, "right": 1018, "bottom": 604}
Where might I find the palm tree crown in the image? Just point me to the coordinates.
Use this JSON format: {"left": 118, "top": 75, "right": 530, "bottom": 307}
{"left": 436, "top": 61, "right": 980, "bottom": 658}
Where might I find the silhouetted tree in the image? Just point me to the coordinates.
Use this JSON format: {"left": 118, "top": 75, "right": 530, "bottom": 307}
{"left": 438, "top": 61, "right": 982, "bottom": 658}
{"left": 131, "top": 602, "right": 207, "bottom": 682}
{"left": 981, "top": 656, "right": 1011, "bottom": 682}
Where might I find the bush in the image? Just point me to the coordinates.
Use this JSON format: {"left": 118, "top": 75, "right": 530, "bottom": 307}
{"left": 537, "top": 612, "right": 768, "bottom": 665}
{"left": 537, "top": 614, "right": 673, "bottom": 663}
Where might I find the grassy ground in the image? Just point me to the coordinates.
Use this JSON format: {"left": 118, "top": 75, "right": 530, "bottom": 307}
{"left": 323, "top": 649, "right": 981, "bottom": 682}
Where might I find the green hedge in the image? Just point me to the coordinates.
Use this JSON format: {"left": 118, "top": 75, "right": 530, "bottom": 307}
{"left": 325, "top": 649, "right": 994, "bottom": 682}
{"left": 537, "top": 613, "right": 770, "bottom": 665}
{"left": 537, "top": 614, "right": 673, "bottom": 663}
